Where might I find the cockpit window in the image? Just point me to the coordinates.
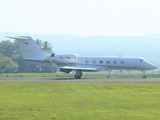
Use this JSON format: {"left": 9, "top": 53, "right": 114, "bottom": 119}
{"left": 51, "top": 53, "right": 55, "bottom": 57}
{"left": 140, "top": 59, "right": 145, "bottom": 62}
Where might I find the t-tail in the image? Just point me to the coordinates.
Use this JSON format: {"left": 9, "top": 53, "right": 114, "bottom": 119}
{"left": 6, "top": 36, "right": 47, "bottom": 61}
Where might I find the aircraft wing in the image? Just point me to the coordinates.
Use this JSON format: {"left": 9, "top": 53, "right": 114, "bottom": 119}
{"left": 59, "top": 65, "right": 106, "bottom": 73}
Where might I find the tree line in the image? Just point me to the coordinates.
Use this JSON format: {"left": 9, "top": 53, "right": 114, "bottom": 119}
{"left": 0, "top": 39, "right": 53, "bottom": 73}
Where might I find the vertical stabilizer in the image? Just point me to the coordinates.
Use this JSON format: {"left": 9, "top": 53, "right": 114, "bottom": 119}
{"left": 6, "top": 36, "right": 47, "bottom": 59}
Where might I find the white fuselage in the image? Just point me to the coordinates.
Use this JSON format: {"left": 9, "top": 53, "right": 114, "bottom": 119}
{"left": 49, "top": 54, "right": 157, "bottom": 71}
{"left": 76, "top": 56, "right": 155, "bottom": 70}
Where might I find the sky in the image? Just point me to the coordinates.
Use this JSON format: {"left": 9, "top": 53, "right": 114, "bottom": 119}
{"left": 0, "top": 0, "right": 160, "bottom": 36}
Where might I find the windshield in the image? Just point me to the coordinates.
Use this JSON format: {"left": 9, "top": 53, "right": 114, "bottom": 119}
{"left": 140, "top": 59, "right": 146, "bottom": 62}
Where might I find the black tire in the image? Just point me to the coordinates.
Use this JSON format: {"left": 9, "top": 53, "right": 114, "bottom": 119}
{"left": 143, "top": 75, "right": 147, "bottom": 79}
{"left": 74, "top": 74, "right": 81, "bottom": 79}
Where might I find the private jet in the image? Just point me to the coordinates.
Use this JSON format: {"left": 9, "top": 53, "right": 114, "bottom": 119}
{"left": 6, "top": 36, "right": 158, "bottom": 79}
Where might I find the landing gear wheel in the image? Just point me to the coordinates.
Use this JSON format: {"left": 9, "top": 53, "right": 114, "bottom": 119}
{"left": 143, "top": 75, "right": 147, "bottom": 79}
{"left": 107, "top": 70, "right": 112, "bottom": 78}
{"left": 74, "top": 74, "right": 81, "bottom": 79}
{"left": 141, "top": 70, "right": 147, "bottom": 79}
{"left": 74, "top": 70, "right": 82, "bottom": 79}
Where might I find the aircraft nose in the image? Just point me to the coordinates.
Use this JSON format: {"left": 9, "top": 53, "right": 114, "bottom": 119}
{"left": 150, "top": 63, "right": 158, "bottom": 70}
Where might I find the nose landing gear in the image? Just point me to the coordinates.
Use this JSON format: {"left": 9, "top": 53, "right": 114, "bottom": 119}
{"left": 141, "top": 70, "right": 147, "bottom": 79}
{"left": 107, "top": 70, "right": 112, "bottom": 78}
{"left": 143, "top": 75, "right": 147, "bottom": 79}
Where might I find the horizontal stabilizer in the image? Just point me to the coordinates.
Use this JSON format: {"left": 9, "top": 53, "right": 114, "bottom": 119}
{"left": 6, "top": 36, "right": 30, "bottom": 40}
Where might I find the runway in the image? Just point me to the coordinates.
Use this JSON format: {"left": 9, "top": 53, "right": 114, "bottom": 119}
{"left": 0, "top": 77, "right": 160, "bottom": 82}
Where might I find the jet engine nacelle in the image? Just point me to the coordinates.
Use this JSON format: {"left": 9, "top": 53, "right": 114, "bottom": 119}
{"left": 50, "top": 54, "right": 78, "bottom": 64}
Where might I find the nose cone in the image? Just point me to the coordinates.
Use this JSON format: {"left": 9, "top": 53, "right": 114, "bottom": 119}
{"left": 149, "top": 63, "right": 158, "bottom": 70}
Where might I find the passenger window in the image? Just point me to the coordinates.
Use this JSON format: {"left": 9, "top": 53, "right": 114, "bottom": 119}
{"left": 99, "top": 61, "right": 103, "bottom": 64}
{"left": 85, "top": 60, "right": 89, "bottom": 63}
{"left": 107, "top": 61, "right": 110, "bottom": 64}
{"left": 114, "top": 61, "right": 117, "bottom": 64}
{"left": 51, "top": 53, "right": 55, "bottom": 57}
{"left": 92, "top": 60, "right": 96, "bottom": 64}
{"left": 121, "top": 61, "right": 124, "bottom": 64}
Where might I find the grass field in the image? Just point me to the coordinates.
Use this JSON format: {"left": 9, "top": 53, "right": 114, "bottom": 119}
{"left": 0, "top": 82, "right": 160, "bottom": 120}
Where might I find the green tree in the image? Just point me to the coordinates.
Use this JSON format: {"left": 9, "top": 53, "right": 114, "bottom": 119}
{"left": 0, "top": 40, "right": 22, "bottom": 61}
{"left": 43, "top": 41, "right": 52, "bottom": 53}
{"left": 36, "top": 39, "right": 53, "bottom": 53}
{"left": 36, "top": 39, "right": 43, "bottom": 48}
{"left": 0, "top": 54, "right": 18, "bottom": 73}
{"left": 0, "top": 40, "right": 24, "bottom": 72}
{"left": 0, "top": 40, "right": 16, "bottom": 59}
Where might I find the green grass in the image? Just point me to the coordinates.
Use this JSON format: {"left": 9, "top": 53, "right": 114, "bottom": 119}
{"left": 0, "top": 82, "right": 160, "bottom": 120}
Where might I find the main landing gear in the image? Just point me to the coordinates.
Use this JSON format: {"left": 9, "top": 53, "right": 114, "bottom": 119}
{"left": 141, "top": 70, "right": 147, "bottom": 79}
{"left": 107, "top": 70, "right": 112, "bottom": 78}
{"left": 74, "top": 70, "right": 82, "bottom": 79}
{"left": 143, "top": 75, "right": 147, "bottom": 79}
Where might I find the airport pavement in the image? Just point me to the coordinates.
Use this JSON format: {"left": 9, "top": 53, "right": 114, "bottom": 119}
{"left": 0, "top": 77, "right": 160, "bottom": 82}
